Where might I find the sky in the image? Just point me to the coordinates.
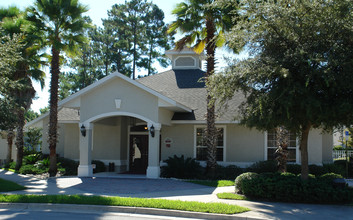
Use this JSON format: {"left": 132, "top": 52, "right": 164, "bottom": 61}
{"left": 0, "top": 0, "right": 239, "bottom": 113}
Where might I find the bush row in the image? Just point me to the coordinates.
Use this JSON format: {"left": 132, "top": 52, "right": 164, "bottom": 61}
{"left": 160, "top": 155, "right": 351, "bottom": 180}
{"left": 5, "top": 154, "right": 106, "bottom": 176}
{"left": 234, "top": 172, "right": 353, "bottom": 204}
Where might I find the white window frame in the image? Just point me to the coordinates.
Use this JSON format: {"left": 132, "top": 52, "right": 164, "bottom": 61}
{"left": 194, "top": 125, "right": 226, "bottom": 162}
{"left": 264, "top": 130, "right": 300, "bottom": 163}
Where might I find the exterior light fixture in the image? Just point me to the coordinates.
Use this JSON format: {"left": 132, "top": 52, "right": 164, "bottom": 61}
{"left": 80, "top": 124, "right": 86, "bottom": 137}
{"left": 150, "top": 125, "right": 155, "bottom": 138}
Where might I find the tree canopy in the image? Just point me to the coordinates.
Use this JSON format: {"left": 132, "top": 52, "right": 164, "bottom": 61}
{"left": 209, "top": 0, "right": 353, "bottom": 179}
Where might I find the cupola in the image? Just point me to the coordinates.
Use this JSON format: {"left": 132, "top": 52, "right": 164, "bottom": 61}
{"left": 165, "top": 48, "right": 205, "bottom": 70}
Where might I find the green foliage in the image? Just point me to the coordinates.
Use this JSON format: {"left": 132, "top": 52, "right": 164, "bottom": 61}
{"left": 161, "top": 155, "right": 203, "bottom": 179}
{"left": 92, "top": 160, "right": 106, "bottom": 173}
{"left": 24, "top": 127, "right": 42, "bottom": 153}
{"left": 19, "top": 164, "right": 47, "bottom": 175}
{"left": 56, "top": 157, "right": 79, "bottom": 176}
{"left": 246, "top": 160, "right": 277, "bottom": 174}
{"left": 213, "top": 165, "right": 244, "bottom": 180}
{"left": 237, "top": 172, "right": 353, "bottom": 204}
{"left": 210, "top": 0, "right": 353, "bottom": 180}
{"left": 286, "top": 164, "right": 302, "bottom": 175}
{"left": 217, "top": 192, "right": 247, "bottom": 200}
{"left": 0, "top": 194, "right": 250, "bottom": 214}
{"left": 23, "top": 153, "right": 42, "bottom": 165}
{"left": 234, "top": 172, "right": 259, "bottom": 194}
{"left": 187, "top": 180, "right": 234, "bottom": 187}
{"left": 0, "top": 178, "right": 25, "bottom": 192}
{"left": 24, "top": 110, "right": 39, "bottom": 122}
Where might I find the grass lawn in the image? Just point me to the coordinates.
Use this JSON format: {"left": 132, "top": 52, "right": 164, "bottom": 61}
{"left": 0, "top": 178, "right": 26, "bottom": 192}
{"left": 187, "top": 180, "right": 235, "bottom": 187}
{"left": 217, "top": 192, "right": 247, "bottom": 200}
{"left": 0, "top": 194, "right": 250, "bottom": 214}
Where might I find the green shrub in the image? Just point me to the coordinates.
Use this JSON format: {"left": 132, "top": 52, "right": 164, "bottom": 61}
{"left": 308, "top": 164, "right": 326, "bottom": 176}
{"left": 286, "top": 164, "right": 301, "bottom": 175}
{"left": 246, "top": 160, "right": 277, "bottom": 173}
{"left": 161, "top": 155, "right": 203, "bottom": 179}
{"left": 9, "top": 162, "right": 16, "bottom": 169}
{"left": 322, "top": 163, "right": 345, "bottom": 176}
{"left": 57, "top": 157, "right": 79, "bottom": 176}
{"left": 238, "top": 172, "right": 353, "bottom": 204}
{"left": 204, "top": 165, "right": 244, "bottom": 180}
{"left": 19, "top": 164, "right": 47, "bottom": 175}
{"left": 92, "top": 160, "right": 106, "bottom": 173}
{"left": 234, "top": 172, "right": 259, "bottom": 194}
{"left": 23, "top": 153, "right": 42, "bottom": 165}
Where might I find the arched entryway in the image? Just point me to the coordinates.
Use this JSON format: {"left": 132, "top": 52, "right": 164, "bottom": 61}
{"left": 78, "top": 112, "right": 161, "bottom": 178}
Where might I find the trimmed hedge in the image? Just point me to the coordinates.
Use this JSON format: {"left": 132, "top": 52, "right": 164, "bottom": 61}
{"left": 235, "top": 172, "right": 353, "bottom": 204}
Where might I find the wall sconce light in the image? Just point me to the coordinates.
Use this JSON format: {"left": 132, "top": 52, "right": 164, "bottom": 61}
{"left": 80, "top": 124, "right": 86, "bottom": 137}
{"left": 150, "top": 125, "right": 155, "bottom": 138}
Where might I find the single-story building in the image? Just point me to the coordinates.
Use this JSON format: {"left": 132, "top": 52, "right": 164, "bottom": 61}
{"left": 1, "top": 49, "right": 333, "bottom": 178}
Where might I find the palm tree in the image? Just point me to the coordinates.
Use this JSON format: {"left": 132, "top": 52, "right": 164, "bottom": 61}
{"left": 168, "top": 0, "right": 233, "bottom": 177}
{"left": 0, "top": 6, "right": 46, "bottom": 170}
{"left": 27, "top": 0, "right": 88, "bottom": 176}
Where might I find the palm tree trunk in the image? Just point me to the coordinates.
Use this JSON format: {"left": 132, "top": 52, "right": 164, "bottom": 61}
{"left": 6, "top": 131, "right": 15, "bottom": 164}
{"left": 48, "top": 45, "right": 60, "bottom": 177}
{"left": 300, "top": 123, "right": 311, "bottom": 180}
{"left": 205, "top": 17, "right": 217, "bottom": 178}
{"left": 15, "top": 110, "right": 25, "bottom": 171}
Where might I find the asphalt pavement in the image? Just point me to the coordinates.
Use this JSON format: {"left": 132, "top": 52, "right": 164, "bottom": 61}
{"left": 0, "top": 169, "right": 352, "bottom": 220}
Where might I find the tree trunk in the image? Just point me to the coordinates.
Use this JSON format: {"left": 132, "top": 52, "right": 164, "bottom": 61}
{"left": 205, "top": 17, "right": 217, "bottom": 178}
{"left": 132, "top": 26, "right": 137, "bottom": 80}
{"left": 48, "top": 45, "right": 60, "bottom": 177}
{"left": 15, "top": 110, "right": 25, "bottom": 171}
{"left": 275, "top": 127, "right": 289, "bottom": 173}
{"left": 300, "top": 123, "right": 311, "bottom": 180}
{"left": 148, "top": 40, "right": 153, "bottom": 76}
{"left": 6, "top": 131, "right": 15, "bottom": 164}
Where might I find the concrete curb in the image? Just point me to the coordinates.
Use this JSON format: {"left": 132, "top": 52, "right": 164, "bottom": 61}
{"left": 0, "top": 203, "right": 262, "bottom": 220}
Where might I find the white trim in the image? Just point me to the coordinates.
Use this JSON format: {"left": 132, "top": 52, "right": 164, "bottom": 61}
{"left": 84, "top": 112, "right": 156, "bottom": 126}
{"left": 193, "top": 125, "right": 226, "bottom": 162}
{"left": 58, "top": 71, "right": 192, "bottom": 113}
{"left": 172, "top": 120, "right": 240, "bottom": 124}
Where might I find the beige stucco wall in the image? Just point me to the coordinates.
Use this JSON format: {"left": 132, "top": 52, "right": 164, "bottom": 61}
{"left": 226, "top": 125, "right": 265, "bottom": 163}
{"left": 80, "top": 78, "right": 159, "bottom": 123}
{"left": 63, "top": 124, "right": 79, "bottom": 160}
{"left": 308, "top": 129, "right": 323, "bottom": 165}
{"left": 161, "top": 124, "right": 194, "bottom": 160}
{"left": 0, "top": 138, "right": 7, "bottom": 162}
{"left": 158, "top": 108, "right": 174, "bottom": 125}
{"left": 322, "top": 132, "right": 333, "bottom": 163}
{"left": 92, "top": 118, "right": 121, "bottom": 160}
{"left": 41, "top": 117, "right": 49, "bottom": 155}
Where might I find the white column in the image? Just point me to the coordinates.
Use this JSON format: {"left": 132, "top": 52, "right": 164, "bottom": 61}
{"left": 146, "top": 123, "right": 161, "bottom": 178}
{"left": 78, "top": 123, "right": 93, "bottom": 177}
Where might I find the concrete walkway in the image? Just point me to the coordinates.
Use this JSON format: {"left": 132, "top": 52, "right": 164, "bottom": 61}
{"left": 0, "top": 169, "right": 352, "bottom": 220}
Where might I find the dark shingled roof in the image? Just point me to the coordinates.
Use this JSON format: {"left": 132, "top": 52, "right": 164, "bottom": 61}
{"left": 138, "top": 69, "right": 244, "bottom": 121}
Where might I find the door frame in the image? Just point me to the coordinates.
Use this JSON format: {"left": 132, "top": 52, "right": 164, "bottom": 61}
{"left": 127, "top": 125, "right": 149, "bottom": 171}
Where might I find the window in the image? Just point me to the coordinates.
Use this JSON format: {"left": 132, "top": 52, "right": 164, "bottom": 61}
{"left": 175, "top": 57, "right": 195, "bottom": 67}
{"left": 195, "top": 127, "right": 225, "bottom": 161}
{"left": 267, "top": 130, "right": 297, "bottom": 162}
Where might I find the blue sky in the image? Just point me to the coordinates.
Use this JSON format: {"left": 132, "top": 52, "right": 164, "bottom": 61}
{"left": 0, "top": 0, "right": 239, "bottom": 113}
